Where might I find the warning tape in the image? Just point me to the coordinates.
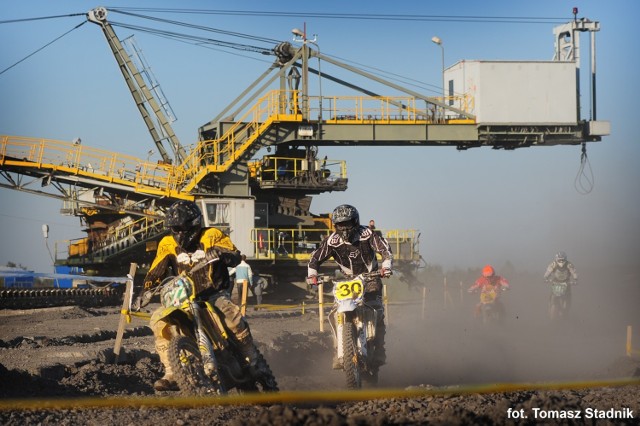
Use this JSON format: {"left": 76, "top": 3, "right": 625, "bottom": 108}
{"left": 0, "top": 378, "right": 638, "bottom": 411}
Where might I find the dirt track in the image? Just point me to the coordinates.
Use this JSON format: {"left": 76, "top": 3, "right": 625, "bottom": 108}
{"left": 1, "top": 270, "right": 639, "bottom": 425}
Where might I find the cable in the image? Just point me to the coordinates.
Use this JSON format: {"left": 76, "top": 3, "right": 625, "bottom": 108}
{"left": 110, "top": 21, "right": 274, "bottom": 55}
{"left": 0, "top": 21, "right": 86, "bottom": 76}
{"left": 110, "top": 9, "right": 281, "bottom": 44}
{"left": 574, "top": 143, "right": 595, "bottom": 194}
{"left": 0, "top": 13, "right": 85, "bottom": 24}
{"left": 108, "top": 8, "right": 569, "bottom": 24}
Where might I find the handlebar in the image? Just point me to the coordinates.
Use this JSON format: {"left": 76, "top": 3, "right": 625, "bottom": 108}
{"left": 137, "top": 256, "right": 220, "bottom": 308}
{"left": 312, "top": 270, "right": 391, "bottom": 283}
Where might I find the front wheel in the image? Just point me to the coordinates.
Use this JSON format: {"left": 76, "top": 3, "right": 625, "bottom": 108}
{"left": 167, "top": 335, "right": 221, "bottom": 395}
{"left": 342, "top": 321, "right": 361, "bottom": 389}
{"left": 548, "top": 297, "right": 564, "bottom": 320}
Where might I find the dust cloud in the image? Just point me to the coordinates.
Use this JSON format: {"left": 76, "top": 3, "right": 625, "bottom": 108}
{"left": 376, "top": 263, "right": 640, "bottom": 388}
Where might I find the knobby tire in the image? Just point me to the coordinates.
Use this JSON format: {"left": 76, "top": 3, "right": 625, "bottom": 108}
{"left": 167, "top": 335, "right": 218, "bottom": 395}
{"left": 342, "top": 321, "right": 361, "bottom": 389}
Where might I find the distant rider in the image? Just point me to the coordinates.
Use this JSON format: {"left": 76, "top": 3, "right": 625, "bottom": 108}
{"left": 228, "top": 254, "right": 254, "bottom": 304}
{"left": 307, "top": 204, "right": 393, "bottom": 369}
{"left": 468, "top": 265, "right": 510, "bottom": 319}
{"left": 134, "top": 200, "right": 262, "bottom": 391}
{"left": 543, "top": 251, "right": 578, "bottom": 309}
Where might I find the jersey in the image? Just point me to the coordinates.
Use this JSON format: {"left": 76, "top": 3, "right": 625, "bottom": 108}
{"left": 308, "top": 225, "right": 393, "bottom": 294}
{"left": 143, "top": 227, "right": 240, "bottom": 295}
{"left": 469, "top": 275, "right": 510, "bottom": 293}
{"left": 544, "top": 260, "right": 578, "bottom": 283}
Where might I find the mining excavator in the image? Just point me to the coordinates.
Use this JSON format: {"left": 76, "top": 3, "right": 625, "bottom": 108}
{"left": 0, "top": 7, "right": 608, "bottom": 308}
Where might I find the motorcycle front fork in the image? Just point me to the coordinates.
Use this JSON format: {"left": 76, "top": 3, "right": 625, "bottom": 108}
{"left": 190, "top": 303, "right": 217, "bottom": 376}
{"left": 334, "top": 313, "right": 368, "bottom": 361}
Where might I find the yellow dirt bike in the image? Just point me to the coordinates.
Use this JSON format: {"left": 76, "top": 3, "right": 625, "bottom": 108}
{"left": 140, "top": 257, "right": 278, "bottom": 395}
{"left": 475, "top": 284, "right": 507, "bottom": 325}
{"left": 329, "top": 271, "right": 387, "bottom": 389}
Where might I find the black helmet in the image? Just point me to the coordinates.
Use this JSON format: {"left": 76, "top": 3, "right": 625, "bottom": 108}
{"left": 331, "top": 204, "right": 360, "bottom": 241}
{"left": 165, "top": 200, "right": 202, "bottom": 249}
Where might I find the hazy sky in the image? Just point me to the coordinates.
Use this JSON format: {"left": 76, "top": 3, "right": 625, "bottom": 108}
{"left": 1, "top": 0, "right": 638, "bottom": 273}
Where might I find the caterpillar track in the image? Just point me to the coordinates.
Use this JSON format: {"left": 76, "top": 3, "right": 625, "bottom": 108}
{"left": 0, "top": 287, "right": 126, "bottom": 310}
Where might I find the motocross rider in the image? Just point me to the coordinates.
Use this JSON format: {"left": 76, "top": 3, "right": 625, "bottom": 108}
{"left": 307, "top": 204, "right": 393, "bottom": 370}
{"left": 134, "top": 200, "right": 262, "bottom": 392}
{"left": 468, "top": 265, "right": 510, "bottom": 319}
{"left": 543, "top": 251, "right": 578, "bottom": 309}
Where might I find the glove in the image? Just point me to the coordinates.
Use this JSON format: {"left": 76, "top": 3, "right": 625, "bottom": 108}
{"left": 176, "top": 252, "right": 191, "bottom": 265}
{"left": 131, "top": 287, "right": 147, "bottom": 311}
{"left": 206, "top": 247, "right": 223, "bottom": 261}
{"left": 191, "top": 249, "right": 206, "bottom": 262}
{"left": 306, "top": 275, "right": 318, "bottom": 286}
{"left": 131, "top": 296, "right": 143, "bottom": 312}
{"left": 380, "top": 268, "right": 392, "bottom": 278}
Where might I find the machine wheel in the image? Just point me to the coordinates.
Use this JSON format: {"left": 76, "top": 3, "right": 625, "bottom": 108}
{"left": 167, "top": 335, "right": 219, "bottom": 395}
{"left": 342, "top": 321, "right": 361, "bottom": 389}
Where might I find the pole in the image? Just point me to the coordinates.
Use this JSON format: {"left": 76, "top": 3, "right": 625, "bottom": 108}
{"left": 240, "top": 279, "right": 248, "bottom": 316}
{"left": 421, "top": 286, "right": 427, "bottom": 320}
{"left": 318, "top": 281, "right": 324, "bottom": 332}
{"left": 383, "top": 283, "right": 389, "bottom": 325}
{"left": 114, "top": 263, "right": 137, "bottom": 363}
{"left": 627, "top": 325, "right": 633, "bottom": 357}
{"left": 440, "top": 44, "right": 445, "bottom": 102}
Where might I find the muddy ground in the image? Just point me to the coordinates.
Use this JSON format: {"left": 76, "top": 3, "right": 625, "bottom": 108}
{"left": 1, "top": 268, "right": 639, "bottom": 425}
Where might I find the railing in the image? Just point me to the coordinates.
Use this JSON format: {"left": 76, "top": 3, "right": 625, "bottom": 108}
{"left": 57, "top": 216, "right": 166, "bottom": 260}
{"left": 0, "top": 135, "right": 179, "bottom": 193}
{"left": 250, "top": 228, "right": 419, "bottom": 262}
{"left": 248, "top": 156, "right": 346, "bottom": 183}
{"left": 1, "top": 90, "right": 476, "bottom": 194}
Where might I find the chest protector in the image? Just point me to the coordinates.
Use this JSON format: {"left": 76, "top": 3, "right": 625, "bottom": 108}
{"left": 553, "top": 263, "right": 570, "bottom": 282}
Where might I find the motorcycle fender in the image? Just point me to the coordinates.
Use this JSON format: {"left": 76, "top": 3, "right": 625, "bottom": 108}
{"left": 150, "top": 306, "right": 191, "bottom": 340}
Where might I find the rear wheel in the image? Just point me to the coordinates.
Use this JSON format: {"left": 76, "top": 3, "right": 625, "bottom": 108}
{"left": 167, "top": 336, "right": 220, "bottom": 395}
{"left": 237, "top": 349, "right": 279, "bottom": 393}
{"left": 255, "top": 350, "right": 279, "bottom": 391}
{"left": 342, "top": 321, "right": 361, "bottom": 389}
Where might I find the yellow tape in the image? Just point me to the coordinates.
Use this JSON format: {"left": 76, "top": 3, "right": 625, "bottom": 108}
{"left": 0, "top": 378, "right": 638, "bottom": 411}
{"left": 120, "top": 309, "right": 152, "bottom": 320}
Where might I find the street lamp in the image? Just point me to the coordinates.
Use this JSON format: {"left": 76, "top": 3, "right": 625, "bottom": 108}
{"left": 292, "top": 27, "right": 323, "bottom": 122}
{"left": 42, "top": 224, "right": 59, "bottom": 288}
{"left": 431, "top": 36, "right": 445, "bottom": 103}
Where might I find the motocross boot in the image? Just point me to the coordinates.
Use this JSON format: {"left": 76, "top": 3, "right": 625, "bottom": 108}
{"left": 332, "top": 355, "right": 343, "bottom": 370}
{"left": 371, "top": 316, "right": 387, "bottom": 367}
{"left": 154, "top": 376, "right": 179, "bottom": 392}
{"left": 152, "top": 322, "right": 179, "bottom": 391}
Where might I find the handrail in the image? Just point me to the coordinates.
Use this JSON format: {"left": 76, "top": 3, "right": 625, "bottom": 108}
{"left": 250, "top": 228, "right": 419, "bottom": 261}
{"left": 1, "top": 91, "right": 476, "bottom": 194}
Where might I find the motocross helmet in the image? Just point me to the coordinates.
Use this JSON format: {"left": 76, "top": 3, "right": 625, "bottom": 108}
{"left": 165, "top": 200, "right": 202, "bottom": 249}
{"left": 332, "top": 204, "right": 360, "bottom": 242}
{"left": 555, "top": 251, "right": 567, "bottom": 266}
{"left": 482, "top": 265, "right": 495, "bottom": 278}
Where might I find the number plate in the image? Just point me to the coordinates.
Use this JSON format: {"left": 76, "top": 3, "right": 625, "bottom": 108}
{"left": 161, "top": 276, "right": 193, "bottom": 308}
{"left": 333, "top": 278, "right": 364, "bottom": 301}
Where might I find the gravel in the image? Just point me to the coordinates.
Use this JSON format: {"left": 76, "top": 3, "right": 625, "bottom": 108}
{"left": 1, "top": 271, "right": 639, "bottom": 425}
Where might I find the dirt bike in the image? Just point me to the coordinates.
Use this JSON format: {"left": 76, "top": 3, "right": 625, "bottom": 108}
{"left": 328, "top": 270, "right": 388, "bottom": 389}
{"left": 471, "top": 284, "right": 507, "bottom": 325}
{"left": 140, "top": 256, "right": 278, "bottom": 395}
{"left": 547, "top": 280, "right": 573, "bottom": 320}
